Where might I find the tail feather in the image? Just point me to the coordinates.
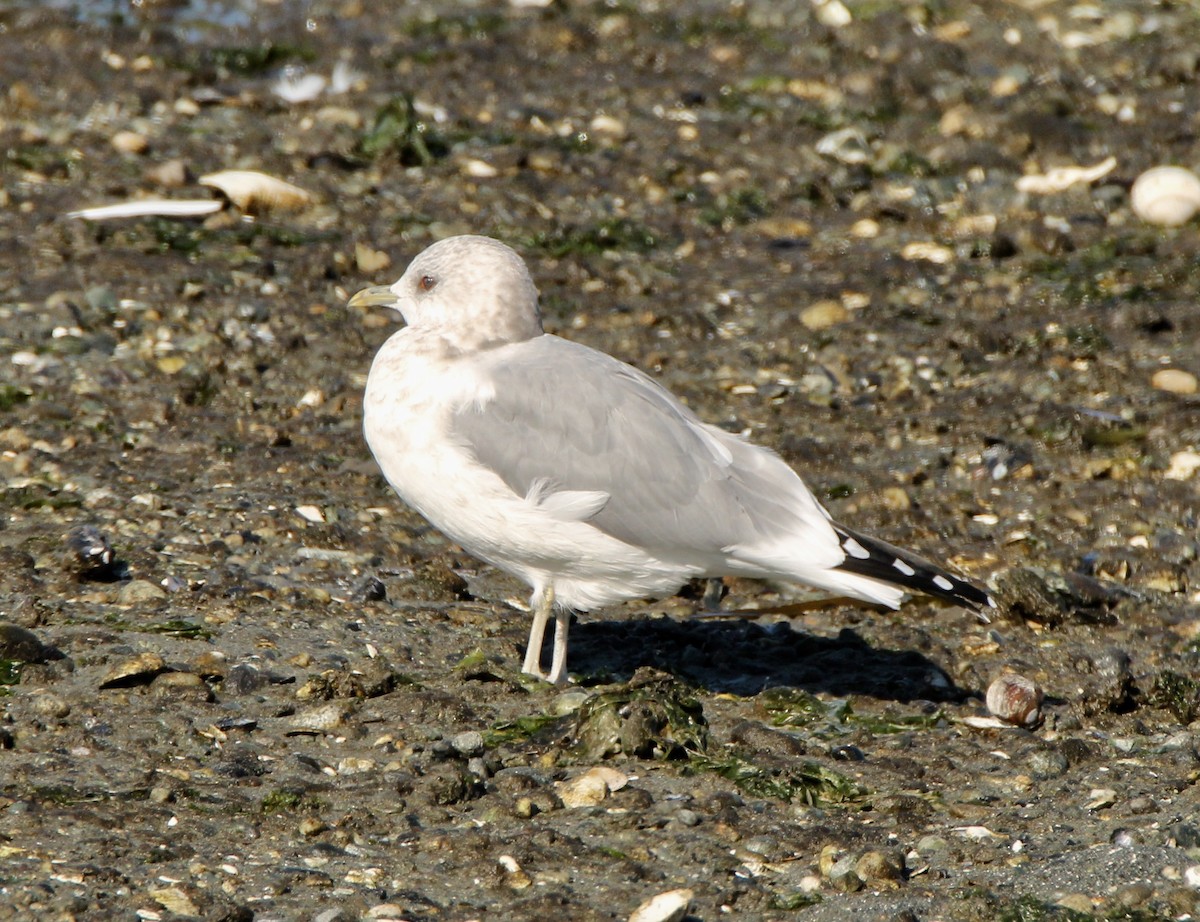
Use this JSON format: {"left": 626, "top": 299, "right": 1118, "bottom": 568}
{"left": 831, "top": 522, "right": 996, "bottom": 618}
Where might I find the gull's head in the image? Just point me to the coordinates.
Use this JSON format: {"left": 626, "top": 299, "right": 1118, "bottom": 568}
{"left": 349, "top": 235, "right": 543, "bottom": 350}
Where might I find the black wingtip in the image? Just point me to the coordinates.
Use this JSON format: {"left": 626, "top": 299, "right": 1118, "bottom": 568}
{"left": 832, "top": 522, "right": 997, "bottom": 615}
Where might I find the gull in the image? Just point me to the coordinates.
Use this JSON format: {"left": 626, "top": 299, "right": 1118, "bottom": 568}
{"left": 350, "top": 235, "right": 996, "bottom": 685}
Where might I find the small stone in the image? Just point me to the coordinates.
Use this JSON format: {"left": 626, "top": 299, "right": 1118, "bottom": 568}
{"left": 150, "top": 887, "right": 199, "bottom": 916}
{"left": 548, "top": 687, "right": 593, "bottom": 716}
{"left": 498, "top": 854, "right": 533, "bottom": 890}
{"left": 145, "top": 159, "right": 189, "bottom": 187}
{"left": 1185, "top": 865, "right": 1200, "bottom": 890}
{"left": 1023, "top": 748, "right": 1069, "bottom": 780}
{"left": 450, "top": 730, "right": 484, "bottom": 757}
{"left": 117, "top": 579, "right": 168, "bottom": 605}
{"left": 151, "top": 671, "right": 214, "bottom": 703}
{"left": 355, "top": 243, "right": 391, "bottom": 274}
{"left": 589, "top": 114, "right": 627, "bottom": 138}
{"left": 149, "top": 786, "right": 174, "bottom": 804}
{"left": 1152, "top": 368, "right": 1198, "bottom": 395}
{"left": 460, "top": 157, "right": 498, "bottom": 178}
{"left": 915, "top": 835, "right": 950, "bottom": 857}
{"left": 156, "top": 355, "right": 187, "bottom": 375}
{"left": 1056, "top": 893, "right": 1094, "bottom": 913}
{"left": 111, "top": 130, "right": 149, "bottom": 154}
{"left": 829, "top": 854, "right": 864, "bottom": 892}
{"left": 674, "top": 808, "right": 701, "bottom": 827}
{"left": 800, "top": 299, "right": 849, "bottom": 331}
{"left": 299, "top": 817, "right": 327, "bottom": 836}
{"left": 27, "top": 691, "right": 70, "bottom": 719}
{"left": 0, "top": 623, "right": 47, "bottom": 663}
{"left": 1114, "top": 881, "right": 1154, "bottom": 908}
{"left": 289, "top": 701, "right": 356, "bottom": 732}
{"left": 856, "top": 849, "right": 904, "bottom": 888}
{"left": 1086, "top": 787, "right": 1118, "bottom": 810}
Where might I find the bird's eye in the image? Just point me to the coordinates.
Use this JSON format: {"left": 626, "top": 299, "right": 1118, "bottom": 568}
{"left": 418, "top": 275, "right": 437, "bottom": 292}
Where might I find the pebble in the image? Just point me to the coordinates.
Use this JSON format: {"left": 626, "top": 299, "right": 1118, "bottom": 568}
{"left": 450, "top": 730, "right": 484, "bottom": 757}
{"left": 800, "top": 300, "right": 848, "bottom": 331}
{"left": 548, "top": 687, "right": 593, "bottom": 715}
{"left": 289, "top": 701, "right": 356, "bottom": 732}
{"left": 1131, "top": 166, "right": 1200, "bottom": 226}
{"left": 498, "top": 854, "right": 533, "bottom": 890}
{"left": 916, "top": 835, "right": 950, "bottom": 857}
{"left": 1152, "top": 368, "right": 1198, "bottom": 395}
{"left": 1023, "top": 748, "right": 1068, "bottom": 780}
{"left": 151, "top": 672, "right": 214, "bottom": 703}
{"left": 856, "top": 850, "right": 904, "bottom": 888}
{"left": 145, "top": 159, "right": 188, "bottom": 187}
{"left": 828, "top": 854, "right": 864, "bottom": 892}
{"left": 1056, "top": 893, "right": 1094, "bottom": 913}
{"left": 111, "top": 130, "right": 149, "bottom": 154}
{"left": 117, "top": 579, "right": 168, "bottom": 605}
{"left": 0, "top": 623, "right": 47, "bottom": 662}
{"left": 29, "top": 691, "right": 71, "bottom": 719}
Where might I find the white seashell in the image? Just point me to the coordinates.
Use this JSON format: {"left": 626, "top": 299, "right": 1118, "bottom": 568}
{"left": 1015, "top": 156, "right": 1116, "bottom": 194}
{"left": 460, "top": 158, "right": 499, "bottom": 178}
{"left": 328, "top": 61, "right": 363, "bottom": 95}
{"left": 199, "top": 170, "right": 312, "bottom": 213}
{"left": 271, "top": 70, "right": 327, "bottom": 104}
{"left": 1152, "top": 367, "right": 1199, "bottom": 395}
{"left": 556, "top": 766, "right": 628, "bottom": 808}
{"left": 1130, "top": 165, "right": 1200, "bottom": 226}
{"left": 986, "top": 672, "right": 1044, "bottom": 727}
{"left": 1164, "top": 450, "right": 1200, "bottom": 481}
{"left": 812, "top": 0, "right": 852, "bottom": 28}
{"left": 68, "top": 199, "right": 224, "bottom": 220}
{"left": 627, "top": 888, "right": 693, "bottom": 922}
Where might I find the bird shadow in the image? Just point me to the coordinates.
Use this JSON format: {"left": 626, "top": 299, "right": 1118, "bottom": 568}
{"left": 562, "top": 614, "right": 969, "bottom": 702}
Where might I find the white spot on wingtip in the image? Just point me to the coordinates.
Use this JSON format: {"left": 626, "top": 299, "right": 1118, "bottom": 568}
{"left": 987, "top": 595, "right": 998, "bottom": 608}
{"left": 932, "top": 574, "right": 955, "bottom": 592}
{"left": 842, "top": 537, "right": 871, "bottom": 559}
{"left": 892, "top": 558, "right": 916, "bottom": 577}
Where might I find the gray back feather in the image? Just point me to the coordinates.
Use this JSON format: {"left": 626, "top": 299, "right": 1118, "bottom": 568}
{"left": 452, "top": 335, "right": 824, "bottom": 558}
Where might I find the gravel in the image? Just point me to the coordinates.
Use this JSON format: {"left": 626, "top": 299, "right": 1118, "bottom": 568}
{"left": 2, "top": 1, "right": 1200, "bottom": 919}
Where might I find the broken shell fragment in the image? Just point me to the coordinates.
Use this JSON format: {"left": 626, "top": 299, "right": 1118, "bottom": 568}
{"left": 1015, "top": 156, "right": 1116, "bottom": 194}
{"left": 628, "top": 888, "right": 693, "bottom": 922}
{"left": 1130, "top": 166, "right": 1200, "bottom": 226}
{"left": 68, "top": 199, "right": 224, "bottom": 221}
{"left": 199, "top": 170, "right": 313, "bottom": 213}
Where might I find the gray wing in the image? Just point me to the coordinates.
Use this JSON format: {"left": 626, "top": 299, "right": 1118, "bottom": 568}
{"left": 452, "top": 335, "right": 826, "bottom": 556}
